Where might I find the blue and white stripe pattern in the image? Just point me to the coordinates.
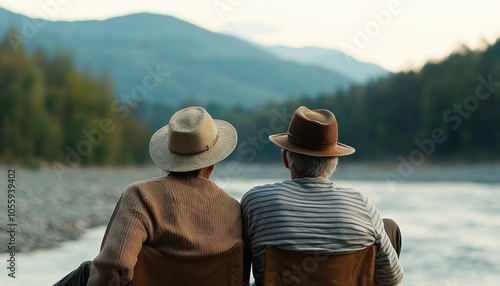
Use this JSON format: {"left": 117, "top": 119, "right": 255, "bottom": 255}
{"left": 241, "top": 177, "right": 403, "bottom": 285}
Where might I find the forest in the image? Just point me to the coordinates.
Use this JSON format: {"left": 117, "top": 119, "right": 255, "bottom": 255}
{"left": 1, "top": 28, "right": 499, "bottom": 166}
{"left": 0, "top": 30, "right": 149, "bottom": 167}
{"left": 142, "top": 40, "right": 500, "bottom": 163}
{"left": 282, "top": 41, "right": 500, "bottom": 162}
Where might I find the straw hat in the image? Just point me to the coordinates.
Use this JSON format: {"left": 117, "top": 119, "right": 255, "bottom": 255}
{"left": 149, "top": 106, "right": 237, "bottom": 172}
{"left": 269, "top": 106, "right": 355, "bottom": 157}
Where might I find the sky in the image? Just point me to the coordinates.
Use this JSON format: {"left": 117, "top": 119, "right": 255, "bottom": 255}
{"left": 0, "top": 0, "right": 499, "bottom": 72}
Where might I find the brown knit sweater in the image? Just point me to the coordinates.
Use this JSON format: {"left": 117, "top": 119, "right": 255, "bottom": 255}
{"left": 87, "top": 176, "right": 243, "bottom": 285}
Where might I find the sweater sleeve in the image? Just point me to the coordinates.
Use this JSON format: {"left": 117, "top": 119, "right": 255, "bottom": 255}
{"left": 363, "top": 195, "right": 404, "bottom": 285}
{"left": 88, "top": 183, "right": 153, "bottom": 286}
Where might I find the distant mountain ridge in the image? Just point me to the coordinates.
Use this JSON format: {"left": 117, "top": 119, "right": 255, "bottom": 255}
{"left": 261, "top": 45, "right": 391, "bottom": 83}
{"left": 0, "top": 8, "right": 383, "bottom": 107}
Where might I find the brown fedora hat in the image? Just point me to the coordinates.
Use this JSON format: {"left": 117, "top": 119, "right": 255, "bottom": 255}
{"left": 269, "top": 106, "right": 355, "bottom": 157}
{"left": 149, "top": 106, "right": 237, "bottom": 172}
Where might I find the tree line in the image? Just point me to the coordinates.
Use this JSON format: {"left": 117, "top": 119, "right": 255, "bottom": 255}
{"left": 148, "top": 40, "right": 500, "bottom": 164}
{"left": 0, "top": 29, "right": 149, "bottom": 167}
{"left": 290, "top": 41, "right": 500, "bottom": 162}
{"left": 2, "top": 27, "right": 499, "bottom": 166}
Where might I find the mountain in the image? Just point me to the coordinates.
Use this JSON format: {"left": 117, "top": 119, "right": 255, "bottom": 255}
{"left": 0, "top": 8, "right": 353, "bottom": 108}
{"left": 261, "top": 45, "right": 390, "bottom": 83}
{"left": 213, "top": 40, "right": 500, "bottom": 162}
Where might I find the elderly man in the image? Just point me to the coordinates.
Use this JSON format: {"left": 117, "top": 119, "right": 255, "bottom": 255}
{"left": 55, "top": 106, "right": 245, "bottom": 285}
{"left": 241, "top": 106, "right": 403, "bottom": 285}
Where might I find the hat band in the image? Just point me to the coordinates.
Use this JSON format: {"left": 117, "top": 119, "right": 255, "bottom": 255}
{"left": 287, "top": 132, "right": 335, "bottom": 151}
{"left": 169, "top": 134, "right": 219, "bottom": 156}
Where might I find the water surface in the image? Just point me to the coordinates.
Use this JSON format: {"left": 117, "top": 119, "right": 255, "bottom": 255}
{"left": 0, "top": 165, "right": 498, "bottom": 285}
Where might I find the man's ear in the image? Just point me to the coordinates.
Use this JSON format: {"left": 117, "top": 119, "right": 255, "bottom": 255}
{"left": 201, "top": 165, "right": 215, "bottom": 179}
{"left": 282, "top": 150, "right": 289, "bottom": 169}
{"left": 206, "top": 164, "right": 215, "bottom": 176}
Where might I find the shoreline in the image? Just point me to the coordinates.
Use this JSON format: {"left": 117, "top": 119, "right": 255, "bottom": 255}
{"left": 332, "top": 162, "right": 500, "bottom": 183}
{"left": 1, "top": 161, "right": 500, "bottom": 183}
{"left": 0, "top": 226, "right": 105, "bottom": 285}
{"left": 212, "top": 161, "right": 500, "bottom": 183}
{"left": 0, "top": 163, "right": 498, "bottom": 256}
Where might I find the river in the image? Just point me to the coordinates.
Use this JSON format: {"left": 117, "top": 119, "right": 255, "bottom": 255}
{"left": 0, "top": 163, "right": 499, "bottom": 285}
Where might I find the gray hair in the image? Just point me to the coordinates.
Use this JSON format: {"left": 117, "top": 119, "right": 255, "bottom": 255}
{"left": 285, "top": 150, "right": 339, "bottom": 178}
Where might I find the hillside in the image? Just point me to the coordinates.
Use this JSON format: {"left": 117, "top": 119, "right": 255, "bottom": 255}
{"left": 1, "top": 8, "right": 498, "bottom": 165}
{"left": 194, "top": 42, "right": 500, "bottom": 163}
{"left": 262, "top": 45, "right": 390, "bottom": 83}
{"left": 0, "top": 8, "right": 354, "bottom": 108}
{"left": 0, "top": 33, "right": 149, "bottom": 166}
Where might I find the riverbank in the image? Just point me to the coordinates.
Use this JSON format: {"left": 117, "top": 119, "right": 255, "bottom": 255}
{"left": 225, "top": 161, "right": 500, "bottom": 183}
{"left": 0, "top": 162, "right": 498, "bottom": 255}
{"left": 332, "top": 162, "right": 500, "bottom": 183}
{"left": 0, "top": 166, "right": 161, "bottom": 254}
{"left": 0, "top": 226, "right": 105, "bottom": 285}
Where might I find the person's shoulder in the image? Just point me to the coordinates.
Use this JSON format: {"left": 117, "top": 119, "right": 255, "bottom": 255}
{"left": 334, "top": 185, "right": 362, "bottom": 194}
{"left": 125, "top": 176, "right": 160, "bottom": 187}
{"left": 248, "top": 181, "right": 287, "bottom": 194}
{"left": 241, "top": 181, "right": 286, "bottom": 202}
{"left": 121, "top": 176, "right": 168, "bottom": 195}
{"left": 331, "top": 182, "right": 369, "bottom": 200}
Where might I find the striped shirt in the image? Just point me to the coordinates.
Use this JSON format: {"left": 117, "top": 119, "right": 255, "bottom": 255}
{"left": 241, "top": 177, "right": 403, "bottom": 285}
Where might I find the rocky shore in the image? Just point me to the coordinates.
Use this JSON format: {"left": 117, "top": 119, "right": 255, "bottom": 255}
{"left": 0, "top": 166, "right": 161, "bottom": 253}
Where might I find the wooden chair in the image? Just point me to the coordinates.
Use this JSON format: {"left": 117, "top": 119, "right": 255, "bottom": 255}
{"left": 130, "top": 243, "right": 245, "bottom": 286}
{"left": 263, "top": 245, "right": 376, "bottom": 286}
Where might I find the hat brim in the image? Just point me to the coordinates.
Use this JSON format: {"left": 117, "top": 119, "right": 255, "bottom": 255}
{"left": 269, "top": 133, "right": 355, "bottom": 157}
{"left": 149, "top": 119, "right": 237, "bottom": 172}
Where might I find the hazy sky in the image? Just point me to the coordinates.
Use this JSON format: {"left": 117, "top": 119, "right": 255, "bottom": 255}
{"left": 1, "top": 0, "right": 499, "bottom": 72}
